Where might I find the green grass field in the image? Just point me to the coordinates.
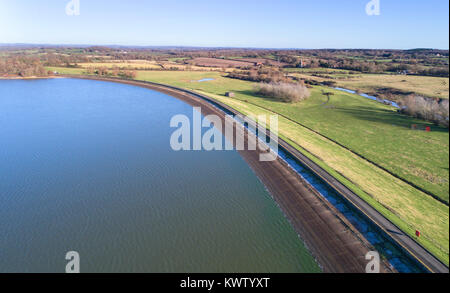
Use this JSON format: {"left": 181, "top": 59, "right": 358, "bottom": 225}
{"left": 47, "top": 67, "right": 450, "bottom": 265}
{"left": 47, "top": 67, "right": 86, "bottom": 75}
{"left": 336, "top": 74, "right": 449, "bottom": 100}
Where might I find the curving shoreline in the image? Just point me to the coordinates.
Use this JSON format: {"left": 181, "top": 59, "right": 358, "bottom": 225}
{"left": 8, "top": 74, "right": 446, "bottom": 272}
{"left": 52, "top": 74, "right": 398, "bottom": 273}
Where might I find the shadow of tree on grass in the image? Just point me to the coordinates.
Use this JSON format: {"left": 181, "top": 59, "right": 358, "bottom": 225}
{"left": 334, "top": 106, "right": 449, "bottom": 133}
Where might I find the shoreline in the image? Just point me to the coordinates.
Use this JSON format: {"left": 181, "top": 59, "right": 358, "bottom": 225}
{"left": 0, "top": 76, "right": 65, "bottom": 80}
{"left": 8, "top": 74, "right": 447, "bottom": 272}
{"left": 58, "top": 75, "right": 394, "bottom": 273}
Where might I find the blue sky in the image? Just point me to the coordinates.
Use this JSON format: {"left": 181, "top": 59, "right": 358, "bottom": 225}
{"left": 0, "top": 0, "right": 448, "bottom": 49}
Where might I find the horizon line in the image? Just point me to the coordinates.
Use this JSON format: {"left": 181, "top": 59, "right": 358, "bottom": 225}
{"left": 0, "top": 43, "right": 449, "bottom": 51}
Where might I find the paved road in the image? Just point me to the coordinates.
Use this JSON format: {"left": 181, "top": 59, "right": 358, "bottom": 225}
{"left": 66, "top": 75, "right": 448, "bottom": 273}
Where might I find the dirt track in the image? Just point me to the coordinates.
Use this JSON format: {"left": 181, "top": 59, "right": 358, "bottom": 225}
{"left": 63, "top": 75, "right": 395, "bottom": 273}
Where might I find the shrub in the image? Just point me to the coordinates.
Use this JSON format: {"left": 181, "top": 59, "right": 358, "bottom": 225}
{"left": 399, "top": 95, "right": 449, "bottom": 127}
{"left": 228, "top": 68, "right": 288, "bottom": 83}
{"left": 255, "top": 82, "right": 310, "bottom": 103}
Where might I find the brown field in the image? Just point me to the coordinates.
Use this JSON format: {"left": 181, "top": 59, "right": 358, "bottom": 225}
{"left": 191, "top": 57, "right": 255, "bottom": 68}
{"left": 78, "top": 61, "right": 161, "bottom": 69}
{"left": 77, "top": 60, "right": 221, "bottom": 71}
{"left": 239, "top": 58, "right": 286, "bottom": 67}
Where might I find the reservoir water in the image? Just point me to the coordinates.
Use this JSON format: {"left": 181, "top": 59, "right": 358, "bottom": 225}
{"left": 0, "top": 78, "right": 319, "bottom": 273}
{"left": 334, "top": 87, "right": 400, "bottom": 108}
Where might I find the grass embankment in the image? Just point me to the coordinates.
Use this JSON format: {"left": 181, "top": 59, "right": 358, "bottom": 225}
{"left": 47, "top": 68, "right": 450, "bottom": 265}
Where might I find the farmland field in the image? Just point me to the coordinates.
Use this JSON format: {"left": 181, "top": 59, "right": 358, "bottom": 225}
{"left": 236, "top": 57, "right": 286, "bottom": 67}
{"left": 76, "top": 61, "right": 213, "bottom": 71}
{"left": 190, "top": 57, "right": 255, "bottom": 68}
{"left": 78, "top": 61, "right": 162, "bottom": 69}
{"left": 336, "top": 74, "right": 449, "bottom": 99}
{"left": 289, "top": 71, "right": 449, "bottom": 99}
